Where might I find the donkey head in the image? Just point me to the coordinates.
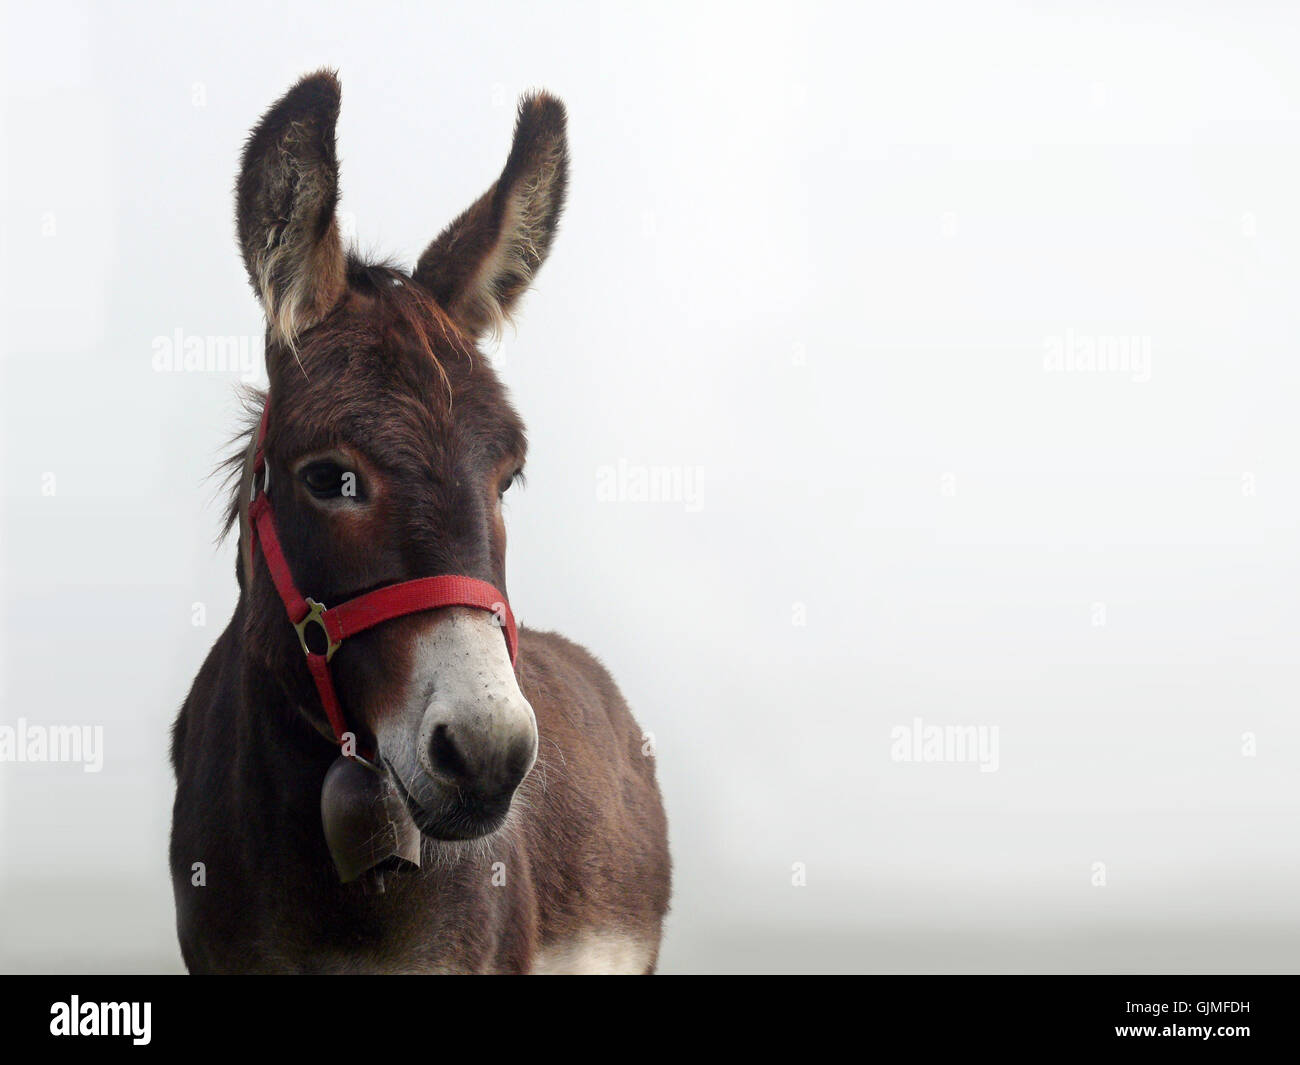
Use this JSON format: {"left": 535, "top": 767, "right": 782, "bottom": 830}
{"left": 234, "top": 70, "right": 566, "bottom": 840}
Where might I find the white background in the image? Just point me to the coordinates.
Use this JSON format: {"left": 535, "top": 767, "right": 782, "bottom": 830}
{"left": 2, "top": 1, "right": 1299, "bottom": 973}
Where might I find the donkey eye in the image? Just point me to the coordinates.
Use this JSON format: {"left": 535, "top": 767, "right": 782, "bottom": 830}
{"left": 498, "top": 470, "right": 523, "bottom": 500}
{"left": 300, "top": 460, "right": 358, "bottom": 501}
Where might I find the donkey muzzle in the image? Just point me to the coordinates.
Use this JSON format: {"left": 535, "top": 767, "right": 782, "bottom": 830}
{"left": 384, "top": 609, "right": 538, "bottom": 839}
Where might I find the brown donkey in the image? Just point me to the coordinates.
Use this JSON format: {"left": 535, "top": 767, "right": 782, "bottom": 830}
{"left": 169, "top": 71, "right": 671, "bottom": 973}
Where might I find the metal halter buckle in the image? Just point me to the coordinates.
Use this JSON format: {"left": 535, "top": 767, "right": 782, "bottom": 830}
{"left": 294, "top": 598, "right": 340, "bottom": 661}
{"left": 249, "top": 456, "right": 271, "bottom": 504}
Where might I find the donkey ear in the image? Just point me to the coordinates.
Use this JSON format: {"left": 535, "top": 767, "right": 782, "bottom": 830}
{"left": 236, "top": 70, "right": 347, "bottom": 346}
{"left": 413, "top": 92, "right": 568, "bottom": 340}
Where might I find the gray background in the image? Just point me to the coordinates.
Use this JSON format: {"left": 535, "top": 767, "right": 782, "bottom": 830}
{"left": 2, "top": 0, "right": 1298, "bottom": 973}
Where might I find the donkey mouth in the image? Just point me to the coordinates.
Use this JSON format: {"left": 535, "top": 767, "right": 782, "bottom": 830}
{"left": 384, "top": 760, "right": 512, "bottom": 841}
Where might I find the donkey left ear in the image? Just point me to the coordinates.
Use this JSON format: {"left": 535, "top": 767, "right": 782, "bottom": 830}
{"left": 236, "top": 70, "right": 348, "bottom": 346}
{"left": 413, "top": 92, "right": 568, "bottom": 340}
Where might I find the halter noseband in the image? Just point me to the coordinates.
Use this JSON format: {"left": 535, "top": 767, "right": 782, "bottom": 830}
{"left": 246, "top": 403, "right": 519, "bottom": 767}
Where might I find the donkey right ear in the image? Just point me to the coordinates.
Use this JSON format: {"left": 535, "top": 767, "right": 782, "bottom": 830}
{"left": 236, "top": 70, "right": 347, "bottom": 346}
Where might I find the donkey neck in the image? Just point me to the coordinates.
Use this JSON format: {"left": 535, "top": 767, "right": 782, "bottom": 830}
{"left": 231, "top": 605, "right": 340, "bottom": 825}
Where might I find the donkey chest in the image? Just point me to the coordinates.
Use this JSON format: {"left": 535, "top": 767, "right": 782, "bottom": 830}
{"left": 187, "top": 903, "right": 519, "bottom": 974}
{"left": 183, "top": 861, "right": 528, "bottom": 974}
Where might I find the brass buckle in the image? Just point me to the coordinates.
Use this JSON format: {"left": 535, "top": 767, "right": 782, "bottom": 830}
{"left": 294, "top": 598, "right": 340, "bottom": 661}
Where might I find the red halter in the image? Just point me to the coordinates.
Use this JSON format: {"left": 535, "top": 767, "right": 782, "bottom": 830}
{"left": 246, "top": 404, "right": 519, "bottom": 765}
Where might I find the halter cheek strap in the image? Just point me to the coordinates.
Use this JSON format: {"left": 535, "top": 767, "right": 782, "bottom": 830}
{"left": 246, "top": 404, "right": 519, "bottom": 766}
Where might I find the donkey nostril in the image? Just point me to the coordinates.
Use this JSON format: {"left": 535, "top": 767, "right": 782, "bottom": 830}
{"left": 428, "top": 723, "right": 471, "bottom": 781}
{"left": 505, "top": 733, "right": 537, "bottom": 783}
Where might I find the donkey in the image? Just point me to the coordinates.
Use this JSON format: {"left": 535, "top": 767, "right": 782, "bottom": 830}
{"left": 169, "top": 71, "right": 671, "bottom": 974}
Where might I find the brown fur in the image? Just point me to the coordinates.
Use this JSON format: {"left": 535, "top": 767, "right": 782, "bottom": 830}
{"left": 170, "top": 71, "right": 670, "bottom": 973}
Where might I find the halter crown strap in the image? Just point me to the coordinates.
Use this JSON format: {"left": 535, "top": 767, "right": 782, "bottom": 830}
{"left": 246, "top": 404, "right": 519, "bottom": 765}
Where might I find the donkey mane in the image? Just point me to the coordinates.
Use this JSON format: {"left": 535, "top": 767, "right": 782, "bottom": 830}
{"left": 213, "top": 383, "right": 266, "bottom": 543}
